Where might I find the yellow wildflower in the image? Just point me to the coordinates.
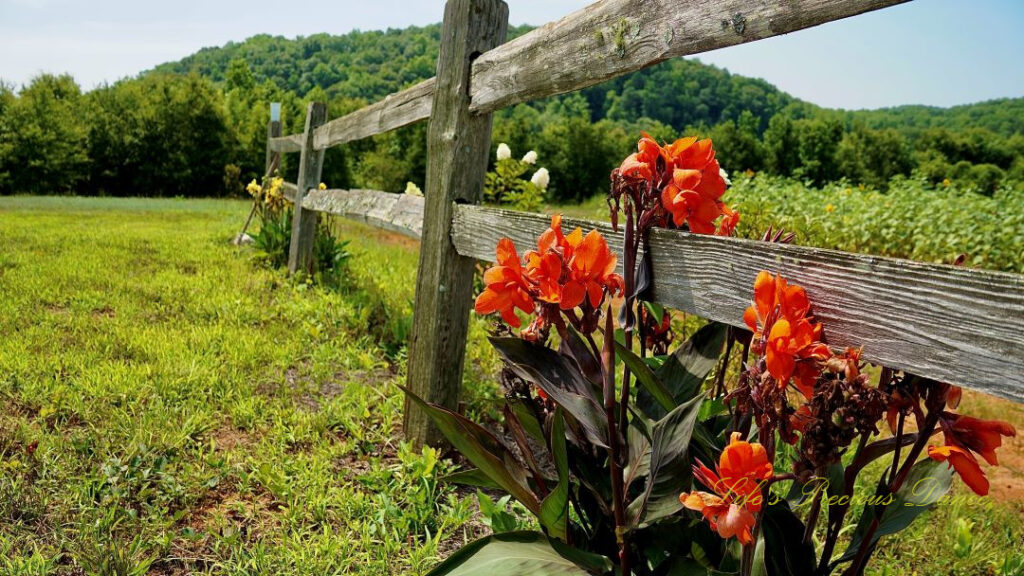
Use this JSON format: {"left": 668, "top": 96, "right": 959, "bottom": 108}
{"left": 825, "top": 204, "right": 835, "bottom": 213}
{"left": 942, "top": 178, "right": 951, "bottom": 187}
{"left": 318, "top": 182, "right": 327, "bottom": 190}
{"left": 405, "top": 181, "right": 424, "bottom": 197}
{"left": 246, "top": 179, "right": 261, "bottom": 198}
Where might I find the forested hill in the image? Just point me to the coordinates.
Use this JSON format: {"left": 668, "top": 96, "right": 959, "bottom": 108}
{"left": 153, "top": 25, "right": 1022, "bottom": 138}
{"left": 2, "top": 25, "right": 1020, "bottom": 198}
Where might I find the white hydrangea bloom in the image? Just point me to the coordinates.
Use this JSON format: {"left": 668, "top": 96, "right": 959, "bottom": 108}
{"left": 531, "top": 167, "right": 550, "bottom": 191}
{"left": 405, "top": 181, "right": 423, "bottom": 196}
{"left": 496, "top": 143, "right": 511, "bottom": 161}
{"left": 521, "top": 150, "right": 538, "bottom": 165}
{"left": 719, "top": 167, "right": 732, "bottom": 187}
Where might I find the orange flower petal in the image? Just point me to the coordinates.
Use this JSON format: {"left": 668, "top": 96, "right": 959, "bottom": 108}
{"left": 929, "top": 445, "right": 989, "bottom": 496}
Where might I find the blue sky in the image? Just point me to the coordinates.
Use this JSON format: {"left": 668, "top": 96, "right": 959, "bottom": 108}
{"left": 1, "top": 0, "right": 1021, "bottom": 110}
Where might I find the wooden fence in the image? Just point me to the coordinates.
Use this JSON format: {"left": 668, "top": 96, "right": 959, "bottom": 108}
{"left": 264, "top": 0, "right": 1024, "bottom": 448}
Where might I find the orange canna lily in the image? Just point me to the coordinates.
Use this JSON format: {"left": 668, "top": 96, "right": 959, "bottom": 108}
{"left": 715, "top": 205, "right": 740, "bottom": 237}
{"left": 680, "top": 432, "right": 773, "bottom": 545}
{"left": 929, "top": 414, "right": 1015, "bottom": 496}
{"left": 680, "top": 491, "right": 757, "bottom": 545}
{"left": 743, "top": 271, "right": 831, "bottom": 390}
{"left": 562, "top": 229, "right": 624, "bottom": 309}
{"left": 616, "top": 134, "right": 662, "bottom": 182}
{"left": 659, "top": 138, "right": 728, "bottom": 234}
{"left": 928, "top": 445, "right": 990, "bottom": 496}
{"left": 944, "top": 415, "right": 1016, "bottom": 466}
{"left": 522, "top": 214, "right": 623, "bottom": 311}
{"left": 474, "top": 238, "right": 534, "bottom": 327}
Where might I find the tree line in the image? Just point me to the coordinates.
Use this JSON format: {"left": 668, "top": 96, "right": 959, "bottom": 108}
{"left": 1, "top": 24, "right": 1021, "bottom": 199}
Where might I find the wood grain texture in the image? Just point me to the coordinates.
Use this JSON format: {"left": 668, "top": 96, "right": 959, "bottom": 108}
{"left": 451, "top": 205, "right": 1024, "bottom": 403}
{"left": 312, "top": 79, "right": 435, "bottom": 150}
{"left": 265, "top": 120, "right": 282, "bottom": 170}
{"left": 288, "top": 102, "right": 327, "bottom": 275}
{"left": 302, "top": 189, "right": 424, "bottom": 239}
{"left": 467, "top": 0, "right": 908, "bottom": 114}
{"left": 267, "top": 134, "right": 303, "bottom": 153}
{"left": 281, "top": 181, "right": 298, "bottom": 203}
{"left": 404, "top": 0, "right": 509, "bottom": 449}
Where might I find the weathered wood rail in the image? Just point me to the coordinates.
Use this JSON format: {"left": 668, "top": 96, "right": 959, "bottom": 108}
{"left": 264, "top": 0, "right": 1023, "bottom": 447}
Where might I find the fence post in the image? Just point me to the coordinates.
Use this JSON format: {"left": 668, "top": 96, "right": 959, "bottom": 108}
{"left": 265, "top": 102, "right": 282, "bottom": 174}
{"left": 404, "top": 0, "right": 509, "bottom": 448}
{"left": 288, "top": 102, "right": 327, "bottom": 275}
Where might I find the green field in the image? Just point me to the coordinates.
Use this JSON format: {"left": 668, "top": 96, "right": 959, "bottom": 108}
{"left": 0, "top": 196, "right": 1020, "bottom": 575}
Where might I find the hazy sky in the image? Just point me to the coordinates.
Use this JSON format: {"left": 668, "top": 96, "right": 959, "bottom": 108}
{"left": 1, "top": 0, "right": 1022, "bottom": 110}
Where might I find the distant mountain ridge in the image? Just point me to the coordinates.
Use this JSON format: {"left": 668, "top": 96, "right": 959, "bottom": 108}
{"left": 152, "top": 24, "right": 1022, "bottom": 138}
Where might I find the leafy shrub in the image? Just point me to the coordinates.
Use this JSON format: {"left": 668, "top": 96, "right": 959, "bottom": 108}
{"left": 485, "top": 143, "right": 549, "bottom": 212}
{"left": 725, "top": 173, "right": 1024, "bottom": 273}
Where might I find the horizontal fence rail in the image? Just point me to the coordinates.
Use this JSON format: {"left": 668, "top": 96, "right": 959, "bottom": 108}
{"left": 303, "top": 189, "right": 424, "bottom": 238}
{"left": 467, "top": 0, "right": 909, "bottom": 113}
{"left": 283, "top": 188, "right": 1024, "bottom": 402}
{"left": 272, "top": 0, "right": 908, "bottom": 153}
{"left": 313, "top": 79, "right": 436, "bottom": 151}
{"left": 451, "top": 206, "right": 1024, "bottom": 403}
{"left": 281, "top": 181, "right": 298, "bottom": 202}
{"left": 267, "top": 134, "right": 303, "bottom": 153}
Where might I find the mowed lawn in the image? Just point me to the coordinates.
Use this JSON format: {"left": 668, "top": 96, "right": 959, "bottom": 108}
{"left": 0, "top": 196, "right": 1020, "bottom": 575}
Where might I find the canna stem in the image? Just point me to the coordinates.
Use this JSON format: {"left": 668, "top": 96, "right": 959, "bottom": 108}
{"left": 602, "top": 306, "right": 630, "bottom": 575}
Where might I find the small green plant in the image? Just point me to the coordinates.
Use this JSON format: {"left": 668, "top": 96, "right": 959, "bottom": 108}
{"left": 252, "top": 207, "right": 292, "bottom": 269}
{"left": 476, "top": 491, "right": 524, "bottom": 533}
{"left": 313, "top": 216, "right": 352, "bottom": 288}
{"left": 248, "top": 176, "right": 351, "bottom": 282}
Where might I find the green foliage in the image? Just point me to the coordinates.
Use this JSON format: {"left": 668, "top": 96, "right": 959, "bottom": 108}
{"left": 252, "top": 207, "right": 352, "bottom": 287}
{"left": 85, "top": 73, "right": 231, "bottom": 197}
{"left": 2, "top": 26, "right": 1021, "bottom": 199}
{"left": 0, "top": 74, "right": 89, "bottom": 194}
{"left": 484, "top": 145, "right": 547, "bottom": 212}
{"left": 252, "top": 208, "right": 293, "bottom": 268}
{"left": 724, "top": 174, "right": 1024, "bottom": 273}
{"left": 410, "top": 321, "right": 723, "bottom": 573}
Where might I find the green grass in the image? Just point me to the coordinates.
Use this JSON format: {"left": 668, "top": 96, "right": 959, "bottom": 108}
{"left": 0, "top": 195, "right": 1019, "bottom": 575}
{"left": 0, "top": 196, "right": 499, "bottom": 574}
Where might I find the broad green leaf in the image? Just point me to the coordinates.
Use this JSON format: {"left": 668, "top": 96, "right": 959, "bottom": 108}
{"left": 761, "top": 501, "right": 816, "bottom": 576}
{"left": 401, "top": 386, "right": 540, "bottom": 516}
{"left": 559, "top": 325, "right": 602, "bottom": 387}
{"left": 639, "top": 322, "right": 727, "bottom": 419}
{"left": 629, "top": 395, "right": 703, "bottom": 525}
{"left": 615, "top": 339, "right": 675, "bottom": 413}
{"left": 750, "top": 533, "right": 766, "bottom": 576}
{"left": 698, "top": 398, "right": 728, "bottom": 420}
{"left": 624, "top": 421, "right": 652, "bottom": 493}
{"left": 511, "top": 400, "right": 546, "bottom": 446}
{"left": 539, "top": 409, "right": 569, "bottom": 541}
{"left": 833, "top": 459, "right": 953, "bottom": 569}
{"left": 426, "top": 531, "right": 612, "bottom": 576}
{"left": 490, "top": 336, "right": 599, "bottom": 401}
{"left": 490, "top": 336, "right": 608, "bottom": 449}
